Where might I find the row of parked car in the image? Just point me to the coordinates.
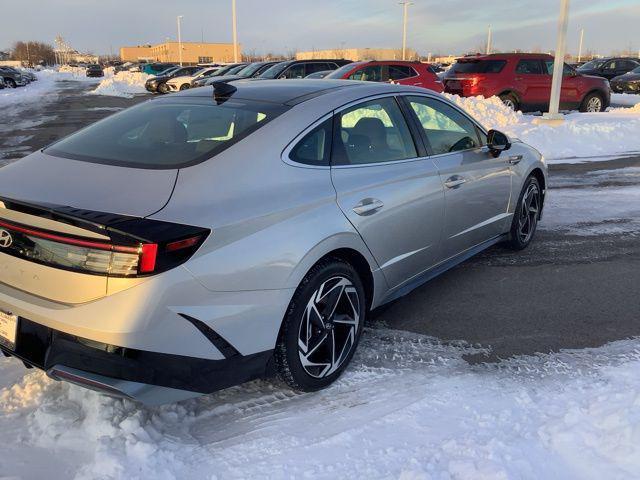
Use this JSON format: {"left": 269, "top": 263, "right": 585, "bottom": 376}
{"left": 0, "top": 66, "right": 37, "bottom": 89}
{"left": 141, "top": 54, "right": 640, "bottom": 113}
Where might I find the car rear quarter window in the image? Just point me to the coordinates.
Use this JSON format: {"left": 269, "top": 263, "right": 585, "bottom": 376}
{"left": 348, "top": 65, "right": 384, "bottom": 82}
{"left": 451, "top": 60, "right": 506, "bottom": 74}
{"left": 45, "top": 99, "right": 288, "bottom": 169}
{"left": 289, "top": 118, "right": 332, "bottom": 166}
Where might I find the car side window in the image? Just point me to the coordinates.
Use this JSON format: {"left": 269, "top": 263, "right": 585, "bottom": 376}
{"left": 389, "top": 65, "right": 416, "bottom": 80}
{"left": 280, "top": 64, "right": 306, "bottom": 79}
{"left": 406, "top": 96, "right": 482, "bottom": 155}
{"left": 332, "top": 97, "right": 417, "bottom": 165}
{"left": 604, "top": 61, "right": 618, "bottom": 71}
{"left": 348, "top": 65, "right": 383, "bottom": 82}
{"left": 516, "top": 59, "right": 543, "bottom": 74}
{"left": 543, "top": 61, "right": 575, "bottom": 76}
{"left": 289, "top": 118, "right": 332, "bottom": 166}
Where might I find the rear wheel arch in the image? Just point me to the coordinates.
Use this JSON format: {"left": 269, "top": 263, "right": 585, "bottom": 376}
{"left": 316, "top": 248, "right": 374, "bottom": 311}
{"left": 498, "top": 90, "right": 521, "bottom": 109}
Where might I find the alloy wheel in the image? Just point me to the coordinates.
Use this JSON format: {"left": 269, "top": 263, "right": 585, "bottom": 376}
{"left": 517, "top": 183, "right": 540, "bottom": 244}
{"left": 502, "top": 98, "right": 516, "bottom": 110}
{"left": 298, "top": 276, "right": 360, "bottom": 379}
{"left": 586, "top": 96, "right": 603, "bottom": 112}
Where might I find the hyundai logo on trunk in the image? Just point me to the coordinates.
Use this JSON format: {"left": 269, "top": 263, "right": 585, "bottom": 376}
{"left": 0, "top": 229, "right": 13, "bottom": 248}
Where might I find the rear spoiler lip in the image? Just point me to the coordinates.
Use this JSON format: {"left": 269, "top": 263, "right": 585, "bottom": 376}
{"left": 0, "top": 195, "right": 208, "bottom": 245}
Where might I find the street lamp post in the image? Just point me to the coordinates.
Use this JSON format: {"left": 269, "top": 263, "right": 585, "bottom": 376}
{"left": 177, "top": 15, "right": 184, "bottom": 66}
{"left": 486, "top": 25, "right": 492, "bottom": 55}
{"left": 400, "top": 1, "right": 413, "bottom": 61}
{"left": 577, "top": 28, "right": 584, "bottom": 63}
{"left": 543, "top": 0, "right": 570, "bottom": 121}
{"left": 232, "top": 0, "right": 239, "bottom": 62}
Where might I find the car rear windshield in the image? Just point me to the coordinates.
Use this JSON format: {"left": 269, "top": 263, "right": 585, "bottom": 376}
{"left": 450, "top": 59, "right": 507, "bottom": 74}
{"left": 325, "top": 62, "right": 366, "bottom": 79}
{"left": 45, "top": 99, "right": 288, "bottom": 169}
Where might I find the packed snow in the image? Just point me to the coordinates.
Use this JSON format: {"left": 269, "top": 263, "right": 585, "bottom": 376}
{"left": 2, "top": 329, "right": 640, "bottom": 479}
{"left": 611, "top": 93, "right": 640, "bottom": 107}
{"left": 89, "top": 71, "right": 150, "bottom": 99}
{"left": 445, "top": 94, "right": 640, "bottom": 162}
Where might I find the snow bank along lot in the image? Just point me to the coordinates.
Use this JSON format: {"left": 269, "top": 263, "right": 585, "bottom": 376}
{"left": 3, "top": 331, "right": 640, "bottom": 479}
{"left": 445, "top": 94, "right": 640, "bottom": 162}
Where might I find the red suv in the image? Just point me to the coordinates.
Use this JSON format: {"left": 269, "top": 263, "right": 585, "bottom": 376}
{"left": 443, "top": 53, "right": 610, "bottom": 112}
{"left": 326, "top": 61, "right": 444, "bottom": 92}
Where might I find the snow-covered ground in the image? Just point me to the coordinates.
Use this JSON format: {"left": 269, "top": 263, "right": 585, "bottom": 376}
{"left": 88, "top": 71, "right": 150, "bottom": 98}
{"left": 611, "top": 93, "right": 640, "bottom": 107}
{"left": 446, "top": 94, "right": 640, "bottom": 163}
{"left": 2, "top": 329, "right": 640, "bottom": 479}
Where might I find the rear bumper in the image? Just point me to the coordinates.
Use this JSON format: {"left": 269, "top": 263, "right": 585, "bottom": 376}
{"left": 1, "top": 315, "right": 273, "bottom": 405}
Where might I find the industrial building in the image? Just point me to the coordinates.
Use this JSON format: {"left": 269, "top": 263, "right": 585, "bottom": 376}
{"left": 296, "top": 47, "right": 419, "bottom": 62}
{"left": 120, "top": 42, "right": 240, "bottom": 64}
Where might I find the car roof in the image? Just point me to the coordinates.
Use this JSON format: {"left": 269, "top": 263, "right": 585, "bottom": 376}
{"left": 169, "top": 78, "right": 411, "bottom": 106}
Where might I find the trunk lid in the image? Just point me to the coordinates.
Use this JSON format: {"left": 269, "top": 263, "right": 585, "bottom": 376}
{"left": 0, "top": 151, "right": 178, "bottom": 304}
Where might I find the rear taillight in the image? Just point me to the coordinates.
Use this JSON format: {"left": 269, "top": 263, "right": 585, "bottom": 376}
{"left": 0, "top": 218, "right": 208, "bottom": 277}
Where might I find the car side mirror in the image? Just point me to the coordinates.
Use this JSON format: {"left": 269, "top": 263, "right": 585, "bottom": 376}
{"left": 487, "top": 129, "right": 511, "bottom": 157}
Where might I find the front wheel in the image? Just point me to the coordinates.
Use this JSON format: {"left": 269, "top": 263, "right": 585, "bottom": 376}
{"left": 157, "top": 82, "right": 169, "bottom": 94}
{"left": 179, "top": 83, "right": 190, "bottom": 91}
{"left": 5, "top": 78, "right": 16, "bottom": 88}
{"left": 506, "top": 176, "right": 542, "bottom": 250}
{"left": 275, "top": 258, "right": 366, "bottom": 392}
{"left": 580, "top": 92, "right": 605, "bottom": 112}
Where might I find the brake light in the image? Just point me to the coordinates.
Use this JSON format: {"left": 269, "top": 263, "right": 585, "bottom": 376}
{"left": 0, "top": 218, "right": 208, "bottom": 277}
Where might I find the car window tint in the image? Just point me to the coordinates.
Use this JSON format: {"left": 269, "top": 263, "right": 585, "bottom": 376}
{"left": 280, "top": 64, "right": 306, "bottom": 79}
{"left": 407, "top": 96, "right": 481, "bottom": 155}
{"left": 388, "top": 65, "right": 416, "bottom": 80}
{"left": 450, "top": 60, "right": 506, "bottom": 74}
{"left": 348, "top": 65, "right": 383, "bottom": 82}
{"left": 516, "top": 60, "right": 543, "bottom": 74}
{"left": 306, "top": 63, "right": 331, "bottom": 75}
{"left": 289, "top": 118, "right": 332, "bottom": 166}
{"left": 543, "top": 61, "right": 574, "bottom": 76}
{"left": 333, "top": 97, "right": 417, "bottom": 165}
{"left": 46, "top": 100, "right": 287, "bottom": 169}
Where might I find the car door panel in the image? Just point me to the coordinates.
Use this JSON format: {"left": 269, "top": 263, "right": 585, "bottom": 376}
{"left": 330, "top": 96, "right": 445, "bottom": 288}
{"left": 402, "top": 95, "right": 512, "bottom": 260}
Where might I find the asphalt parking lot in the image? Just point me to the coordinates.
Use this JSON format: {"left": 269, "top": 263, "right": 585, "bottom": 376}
{"left": 2, "top": 81, "right": 639, "bottom": 363}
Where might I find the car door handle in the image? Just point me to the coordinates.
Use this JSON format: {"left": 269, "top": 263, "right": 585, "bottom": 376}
{"left": 508, "top": 155, "right": 523, "bottom": 164}
{"left": 444, "top": 176, "right": 467, "bottom": 189}
{"left": 352, "top": 198, "right": 384, "bottom": 216}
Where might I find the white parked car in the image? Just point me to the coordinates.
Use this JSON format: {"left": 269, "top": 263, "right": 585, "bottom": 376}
{"left": 166, "top": 67, "right": 220, "bottom": 92}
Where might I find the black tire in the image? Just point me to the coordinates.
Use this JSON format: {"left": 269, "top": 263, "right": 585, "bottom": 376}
{"left": 5, "top": 78, "right": 16, "bottom": 88}
{"left": 499, "top": 92, "right": 519, "bottom": 111}
{"left": 157, "top": 82, "right": 169, "bottom": 94}
{"left": 579, "top": 92, "right": 605, "bottom": 112}
{"left": 506, "top": 175, "right": 542, "bottom": 250}
{"left": 179, "top": 83, "right": 190, "bottom": 91}
{"left": 275, "top": 258, "right": 366, "bottom": 392}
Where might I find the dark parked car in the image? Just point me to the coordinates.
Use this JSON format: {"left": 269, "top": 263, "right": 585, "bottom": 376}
{"left": 0, "top": 77, "right": 5, "bottom": 89}
{"left": 201, "top": 61, "right": 280, "bottom": 87}
{"left": 86, "top": 64, "right": 104, "bottom": 77}
{"left": 305, "top": 70, "right": 333, "bottom": 79}
{"left": 577, "top": 57, "right": 640, "bottom": 81}
{"left": 610, "top": 66, "right": 640, "bottom": 94}
{"left": 0, "top": 66, "right": 28, "bottom": 88}
{"left": 256, "top": 59, "right": 352, "bottom": 80}
{"left": 443, "top": 53, "right": 611, "bottom": 112}
{"left": 145, "top": 66, "right": 201, "bottom": 93}
{"left": 192, "top": 63, "right": 248, "bottom": 87}
{"left": 325, "top": 60, "right": 444, "bottom": 92}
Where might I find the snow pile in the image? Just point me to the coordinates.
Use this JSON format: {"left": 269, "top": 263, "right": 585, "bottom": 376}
{"left": 3, "top": 330, "right": 640, "bottom": 479}
{"left": 89, "top": 71, "right": 150, "bottom": 98}
{"left": 611, "top": 93, "right": 640, "bottom": 107}
{"left": 445, "top": 94, "right": 640, "bottom": 162}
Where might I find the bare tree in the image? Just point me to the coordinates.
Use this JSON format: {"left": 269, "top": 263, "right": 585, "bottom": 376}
{"left": 11, "top": 41, "right": 56, "bottom": 66}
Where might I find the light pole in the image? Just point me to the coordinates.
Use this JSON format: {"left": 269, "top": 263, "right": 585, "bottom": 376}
{"left": 400, "top": 1, "right": 413, "bottom": 61}
{"left": 486, "top": 25, "right": 492, "bottom": 55}
{"left": 177, "top": 15, "right": 184, "bottom": 66}
{"left": 232, "top": 0, "right": 239, "bottom": 62}
{"left": 543, "top": 0, "right": 570, "bottom": 121}
{"left": 577, "top": 28, "right": 584, "bottom": 63}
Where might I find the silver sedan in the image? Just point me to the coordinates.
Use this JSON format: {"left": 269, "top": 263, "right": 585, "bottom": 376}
{"left": 0, "top": 80, "right": 546, "bottom": 404}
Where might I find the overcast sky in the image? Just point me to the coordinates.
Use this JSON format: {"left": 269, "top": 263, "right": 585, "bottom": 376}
{"left": 1, "top": 0, "right": 638, "bottom": 56}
